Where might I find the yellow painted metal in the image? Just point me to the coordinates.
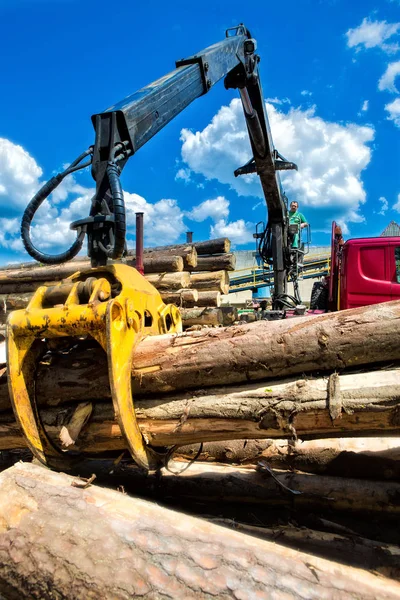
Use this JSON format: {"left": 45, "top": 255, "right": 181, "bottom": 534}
{"left": 7, "top": 264, "right": 182, "bottom": 471}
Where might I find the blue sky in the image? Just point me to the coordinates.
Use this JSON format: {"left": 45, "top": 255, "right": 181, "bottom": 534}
{"left": 0, "top": 0, "right": 399, "bottom": 265}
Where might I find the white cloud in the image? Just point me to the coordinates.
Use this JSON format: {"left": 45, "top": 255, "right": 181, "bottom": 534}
{"left": 361, "top": 100, "right": 369, "bottom": 112}
{"left": 385, "top": 97, "right": 400, "bottom": 126}
{"left": 300, "top": 90, "right": 313, "bottom": 97}
{"left": 378, "top": 61, "right": 400, "bottom": 93}
{"left": 124, "top": 193, "right": 187, "bottom": 245}
{"left": 0, "top": 138, "right": 188, "bottom": 257}
{"left": 394, "top": 194, "right": 400, "bottom": 213}
{"left": 210, "top": 218, "right": 254, "bottom": 246}
{"left": 187, "top": 196, "right": 229, "bottom": 222}
{"left": 346, "top": 17, "right": 400, "bottom": 54}
{"left": 180, "top": 98, "right": 374, "bottom": 228}
{"left": 378, "top": 196, "right": 389, "bottom": 215}
{"left": 0, "top": 138, "right": 42, "bottom": 210}
{"left": 175, "top": 167, "right": 191, "bottom": 184}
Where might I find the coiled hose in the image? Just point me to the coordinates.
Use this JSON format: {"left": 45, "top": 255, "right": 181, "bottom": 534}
{"left": 21, "top": 148, "right": 92, "bottom": 265}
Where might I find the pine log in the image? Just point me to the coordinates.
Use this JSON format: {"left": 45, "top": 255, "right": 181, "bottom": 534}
{"left": 137, "top": 245, "right": 197, "bottom": 269}
{"left": 175, "top": 438, "right": 400, "bottom": 480}
{"left": 107, "top": 461, "right": 400, "bottom": 515}
{"left": 0, "top": 369, "right": 399, "bottom": 452}
{"left": 189, "top": 253, "right": 236, "bottom": 272}
{"left": 180, "top": 307, "right": 223, "bottom": 327}
{"left": 0, "top": 463, "right": 398, "bottom": 600}
{"left": 141, "top": 255, "right": 183, "bottom": 273}
{"left": 196, "top": 290, "right": 221, "bottom": 307}
{"left": 144, "top": 271, "right": 191, "bottom": 290}
{"left": 144, "top": 237, "right": 230, "bottom": 256}
{"left": 160, "top": 289, "right": 199, "bottom": 306}
{"left": 189, "top": 270, "right": 230, "bottom": 293}
{"left": 129, "top": 300, "right": 400, "bottom": 394}
{"left": 209, "top": 519, "right": 400, "bottom": 581}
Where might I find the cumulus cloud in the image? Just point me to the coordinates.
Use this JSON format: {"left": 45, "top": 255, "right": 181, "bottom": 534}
{"left": 175, "top": 167, "right": 191, "bottom": 184}
{"left": 180, "top": 98, "right": 374, "bottom": 227}
{"left": 0, "top": 138, "right": 188, "bottom": 258}
{"left": 384, "top": 97, "right": 400, "bottom": 126}
{"left": 210, "top": 218, "right": 254, "bottom": 246}
{"left": 0, "top": 138, "right": 43, "bottom": 210}
{"left": 394, "top": 194, "right": 400, "bottom": 213}
{"left": 346, "top": 17, "right": 400, "bottom": 54}
{"left": 300, "top": 90, "right": 313, "bottom": 97}
{"left": 378, "top": 196, "right": 389, "bottom": 215}
{"left": 361, "top": 100, "right": 369, "bottom": 112}
{"left": 378, "top": 61, "right": 400, "bottom": 93}
{"left": 186, "top": 196, "right": 229, "bottom": 222}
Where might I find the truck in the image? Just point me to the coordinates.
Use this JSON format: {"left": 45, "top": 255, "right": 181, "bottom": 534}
{"left": 310, "top": 221, "right": 400, "bottom": 311}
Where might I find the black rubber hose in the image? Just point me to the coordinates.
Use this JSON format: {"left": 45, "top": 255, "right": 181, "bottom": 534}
{"left": 21, "top": 175, "right": 85, "bottom": 265}
{"left": 106, "top": 162, "right": 126, "bottom": 259}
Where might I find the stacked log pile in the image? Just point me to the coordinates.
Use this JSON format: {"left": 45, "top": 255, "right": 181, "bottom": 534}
{"left": 0, "top": 237, "right": 237, "bottom": 329}
{"left": 0, "top": 301, "right": 399, "bottom": 596}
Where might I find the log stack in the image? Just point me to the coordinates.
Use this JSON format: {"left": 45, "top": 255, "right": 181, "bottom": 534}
{"left": 0, "top": 237, "right": 237, "bottom": 329}
{"left": 0, "top": 296, "right": 399, "bottom": 595}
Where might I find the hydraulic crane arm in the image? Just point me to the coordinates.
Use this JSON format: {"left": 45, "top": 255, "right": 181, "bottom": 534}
{"left": 10, "top": 25, "right": 298, "bottom": 473}
{"left": 21, "top": 25, "right": 255, "bottom": 266}
{"left": 20, "top": 24, "right": 296, "bottom": 294}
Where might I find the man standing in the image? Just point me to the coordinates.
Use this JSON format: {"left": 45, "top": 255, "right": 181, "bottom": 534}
{"left": 288, "top": 201, "right": 307, "bottom": 249}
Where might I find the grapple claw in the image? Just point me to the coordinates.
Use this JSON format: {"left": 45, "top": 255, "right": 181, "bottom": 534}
{"left": 7, "top": 264, "right": 182, "bottom": 471}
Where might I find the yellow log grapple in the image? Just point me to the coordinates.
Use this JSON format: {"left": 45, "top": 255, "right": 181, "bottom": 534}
{"left": 7, "top": 264, "right": 181, "bottom": 471}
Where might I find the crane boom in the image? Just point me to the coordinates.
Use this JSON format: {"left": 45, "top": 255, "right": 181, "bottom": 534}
{"left": 20, "top": 24, "right": 297, "bottom": 302}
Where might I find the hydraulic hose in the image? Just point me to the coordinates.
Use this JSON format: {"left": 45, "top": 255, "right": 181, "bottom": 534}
{"left": 105, "top": 162, "right": 126, "bottom": 259}
{"left": 21, "top": 148, "right": 92, "bottom": 265}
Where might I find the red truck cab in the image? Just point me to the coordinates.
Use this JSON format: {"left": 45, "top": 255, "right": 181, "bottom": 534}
{"left": 339, "top": 237, "right": 400, "bottom": 310}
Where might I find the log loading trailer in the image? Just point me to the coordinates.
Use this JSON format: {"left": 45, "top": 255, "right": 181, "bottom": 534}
{"left": 7, "top": 25, "right": 299, "bottom": 473}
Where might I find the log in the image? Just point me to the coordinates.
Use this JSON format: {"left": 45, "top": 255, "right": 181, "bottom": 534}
{"left": 175, "top": 438, "right": 400, "bottom": 480}
{"left": 160, "top": 289, "right": 199, "bottom": 306}
{"left": 130, "top": 300, "right": 400, "bottom": 394}
{"left": 106, "top": 461, "right": 400, "bottom": 515}
{"left": 144, "top": 271, "right": 191, "bottom": 290}
{"left": 189, "top": 270, "right": 230, "bottom": 294}
{"left": 144, "top": 237, "right": 230, "bottom": 256}
{"left": 196, "top": 290, "right": 221, "bottom": 307}
{"left": 0, "top": 369, "right": 399, "bottom": 451}
{"left": 141, "top": 255, "right": 184, "bottom": 273}
{"left": 163, "top": 290, "right": 221, "bottom": 308}
{"left": 0, "top": 463, "right": 398, "bottom": 600}
{"left": 137, "top": 245, "right": 197, "bottom": 269}
{"left": 189, "top": 253, "right": 236, "bottom": 272}
{"left": 180, "top": 307, "right": 223, "bottom": 327}
{"left": 209, "top": 519, "right": 400, "bottom": 580}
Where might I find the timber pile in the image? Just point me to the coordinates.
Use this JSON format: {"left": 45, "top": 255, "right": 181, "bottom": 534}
{"left": 0, "top": 301, "right": 399, "bottom": 596}
{"left": 0, "top": 237, "right": 237, "bottom": 328}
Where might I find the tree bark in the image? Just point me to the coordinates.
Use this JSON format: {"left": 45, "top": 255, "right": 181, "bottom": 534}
{"left": 208, "top": 519, "right": 400, "bottom": 580}
{"left": 196, "top": 291, "right": 221, "bottom": 307}
{"left": 175, "top": 438, "right": 400, "bottom": 480}
{"left": 160, "top": 289, "right": 199, "bottom": 306}
{"left": 0, "top": 462, "right": 398, "bottom": 600}
{"left": 108, "top": 461, "right": 400, "bottom": 515}
{"left": 144, "top": 271, "right": 191, "bottom": 290}
{"left": 137, "top": 245, "right": 198, "bottom": 269}
{"left": 189, "top": 270, "right": 230, "bottom": 294}
{"left": 180, "top": 307, "right": 223, "bottom": 327}
{"left": 189, "top": 254, "right": 236, "bottom": 272}
{"left": 0, "top": 369, "right": 399, "bottom": 451}
{"left": 129, "top": 300, "right": 400, "bottom": 394}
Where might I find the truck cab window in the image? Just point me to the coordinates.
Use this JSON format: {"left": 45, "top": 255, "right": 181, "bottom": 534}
{"left": 396, "top": 247, "right": 400, "bottom": 284}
